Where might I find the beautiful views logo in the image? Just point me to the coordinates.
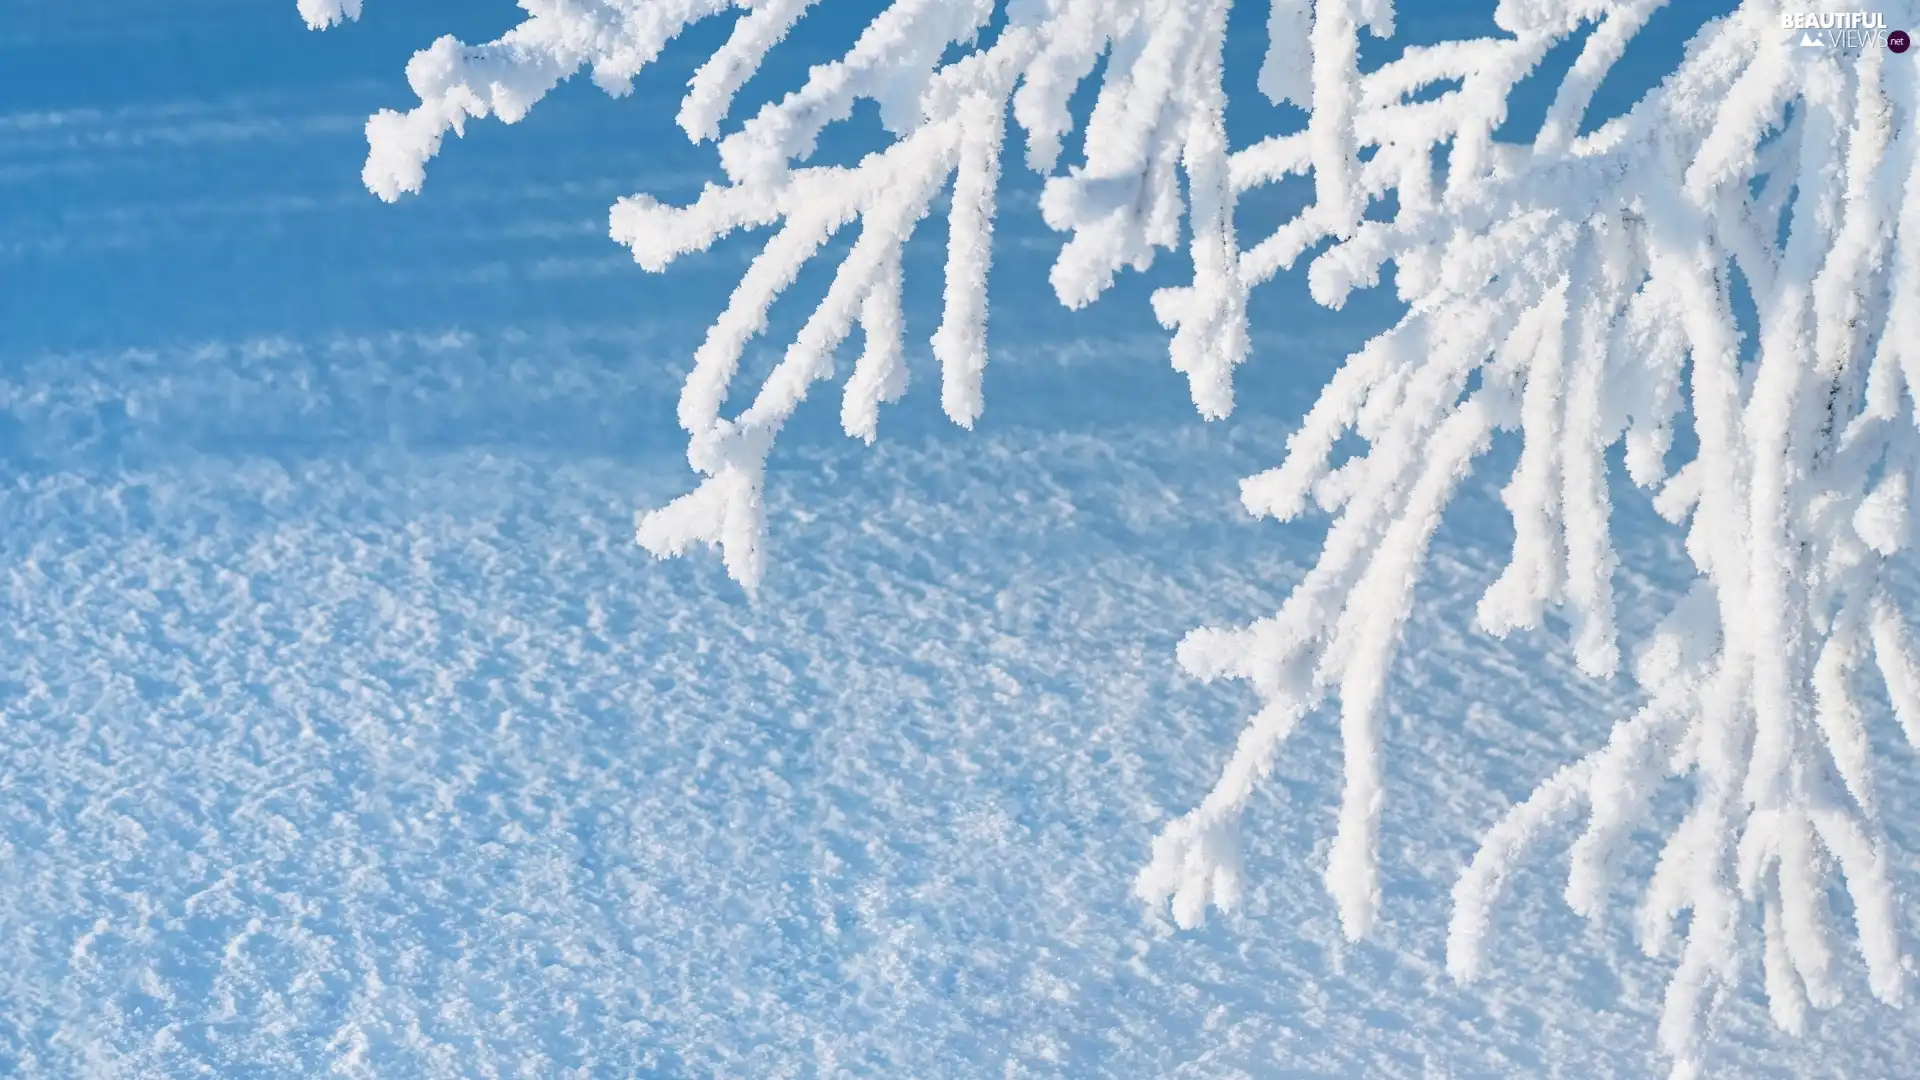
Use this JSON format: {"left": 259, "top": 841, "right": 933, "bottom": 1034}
{"left": 1781, "top": 11, "right": 1905, "bottom": 51}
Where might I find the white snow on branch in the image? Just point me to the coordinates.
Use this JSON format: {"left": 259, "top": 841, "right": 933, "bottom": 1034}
{"left": 313, "top": 1, "right": 1920, "bottom": 1075}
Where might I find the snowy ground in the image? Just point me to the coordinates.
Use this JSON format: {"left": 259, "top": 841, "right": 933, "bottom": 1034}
{"left": 4, "top": 3, "right": 1919, "bottom": 1078}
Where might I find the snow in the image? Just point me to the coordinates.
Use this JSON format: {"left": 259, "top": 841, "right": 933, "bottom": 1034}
{"left": 3, "top": 0, "right": 1919, "bottom": 1076}
{"left": 4, "top": 327, "right": 1916, "bottom": 1078}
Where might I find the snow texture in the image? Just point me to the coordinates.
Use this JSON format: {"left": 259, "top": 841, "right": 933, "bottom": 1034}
{"left": 306, "top": 0, "right": 1912, "bottom": 1074}
{"left": 3, "top": 322, "right": 1915, "bottom": 1078}
{"left": 1, "top": 3, "right": 1917, "bottom": 1070}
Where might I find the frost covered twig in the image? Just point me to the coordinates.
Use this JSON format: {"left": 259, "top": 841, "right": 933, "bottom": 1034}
{"left": 310, "top": 2, "right": 1920, "bottom": 1075}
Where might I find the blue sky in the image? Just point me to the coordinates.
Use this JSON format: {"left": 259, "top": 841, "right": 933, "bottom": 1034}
{"left": 5, "top": 2, "right": 1915, "bottom": 1078}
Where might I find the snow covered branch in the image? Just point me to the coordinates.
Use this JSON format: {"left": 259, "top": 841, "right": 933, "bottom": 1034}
{"left": 311, "top": 1, "right": 1920, "bottom": 1075}
{"left": 1148, "top": 8, "right": 1920, "bottom": 1074}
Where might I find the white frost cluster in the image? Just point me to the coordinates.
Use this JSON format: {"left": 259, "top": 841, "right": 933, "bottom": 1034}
{"left": 311, "top": 1, "right": 1920, "bottom": 1075}
{"left": 297, "top": 0, "right": 362, "bottom": 31}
